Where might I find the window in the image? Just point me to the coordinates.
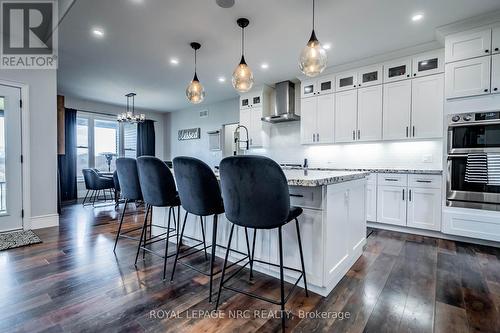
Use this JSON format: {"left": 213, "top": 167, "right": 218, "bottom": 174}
{"left": 123, "top": 123, "right": 137, "bottom": 158}
{"left": 76, "top": 112, "right": 137, "bottom": 179}
{"left": 94, "top": 119, "right": 118, "bottom": 172}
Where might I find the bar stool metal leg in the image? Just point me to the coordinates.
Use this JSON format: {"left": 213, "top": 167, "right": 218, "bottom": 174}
{"left": 82, "top": 190, "right": 90, "bottom": 206}
{"left": 170, "top": 211, "right": 189, "bottom": 282}
{"left": 113, "top": 199, "right": 129, "bottom": 252}
{"left": 295, "top": 218, "right": 309, "bottom": 296}
{"left": 244, "top": 227, "right": 254, "bottom": 281}
{"left": 215, "top": 223, "right": 235, "bottom": 310}
{"left": 208, "top": 214, "right": 218, "bottom": 303}
{"left": 162, "top": 206, "right": 173, "bottom": 280}
{"left": 200, "top": 216, "right": 208, "bottom": 260}
{"left": 278, "top": 226, "right": 286, "bottom": 333}
{"left": 135, "top": 204, "right": 150, "bottom": 266}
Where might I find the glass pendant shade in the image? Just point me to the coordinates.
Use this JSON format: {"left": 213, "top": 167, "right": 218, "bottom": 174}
{"left": 186, "top": 73, "right": 205, "bottom": 104}
{"left": 186, "top": 42, "right": 205, "bottom": 104}
{"left": 232, "top": 56, "right": 254, "bottom": 93}
{"left": 299, "top": 32, "right": 327, "bottom": 77}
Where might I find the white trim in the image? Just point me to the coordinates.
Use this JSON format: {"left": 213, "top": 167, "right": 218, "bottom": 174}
{"left": 30, "top": 214, "right": 59, "bottom": 229}
{"left": 0, "top": 79, "right": 31, "bottom": 231}
{"left": 367, "top": 221, "right": 500, "bottom": 248}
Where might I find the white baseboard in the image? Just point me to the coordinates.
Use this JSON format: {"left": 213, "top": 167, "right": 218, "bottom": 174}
{"left": 28, "top": 214, "right": 59, "bottom": 230}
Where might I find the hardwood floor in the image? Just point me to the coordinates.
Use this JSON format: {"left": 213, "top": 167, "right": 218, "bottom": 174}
{"left": 1, "top": 203, "right": 499, "bottom": 332}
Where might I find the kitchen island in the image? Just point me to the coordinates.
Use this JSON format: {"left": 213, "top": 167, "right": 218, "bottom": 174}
{"left": 152, "top": 169, "right": 368, "bottom": 297}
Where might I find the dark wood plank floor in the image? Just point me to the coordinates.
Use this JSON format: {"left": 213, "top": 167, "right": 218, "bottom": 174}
{"left": 1, "top": 203, "right": 499, "bottom": 333}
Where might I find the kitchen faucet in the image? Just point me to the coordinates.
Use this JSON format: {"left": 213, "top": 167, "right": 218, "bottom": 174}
{"left": 233, "top": 125, "right": 249, "bottom": 155}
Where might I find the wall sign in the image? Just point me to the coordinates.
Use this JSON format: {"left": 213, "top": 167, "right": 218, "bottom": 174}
{"left": 178, "top": 128, "right": 201, "bottom": 141}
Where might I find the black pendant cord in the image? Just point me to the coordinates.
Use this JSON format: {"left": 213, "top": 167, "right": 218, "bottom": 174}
{"left": 312, "top": 0, "right": 315, "bottom": 31}
{"left": 241, "top": 26, "right": 245, "bottom": 57}
{"left": 194, "top": 48, "right": 197, "bottom": 80}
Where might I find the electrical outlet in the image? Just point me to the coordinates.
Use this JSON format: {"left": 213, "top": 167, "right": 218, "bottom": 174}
{"left": 422, "top": 154, "right": 433, "bottom": 163}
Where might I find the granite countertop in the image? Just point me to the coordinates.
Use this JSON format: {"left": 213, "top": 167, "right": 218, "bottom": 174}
{"left": 213, "top": 169, "right": 369, "bottom": 187}
{"left": 282, "top": 166, "right": 442, "bottom": 175}
{"left": 283, "top": 169, "right": 370, "bottom": 187}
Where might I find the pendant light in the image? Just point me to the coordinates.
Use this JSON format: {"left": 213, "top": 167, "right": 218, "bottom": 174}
{"left": 232, "top": 18, "right": 254, "bottom": 93}
{"left": 299, "top": 0, "right": 327, "bottom": 77}
{"left": 186, "top": 42, "right": 205, "bottom": 104}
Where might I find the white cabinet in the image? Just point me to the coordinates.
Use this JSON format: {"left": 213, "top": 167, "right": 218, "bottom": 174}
{"left": 357, "top": 85, "right": 383, "bottom": 141}
{"left": 377, "top": 185, "right": 407, "bottom": 226}
{"left": 412, "top": 50, "right": 444, "bottom": 77}
{"left": 357, "top": 65, "right": 383, "bottom": 88}
{"left": 366, "top": 174, "right": 377, "bottom": 222}
{"left": 411, "top": 74, "right": 444, "bottom": 139}
{"left": 239, "top": 87, "right": 271, "bottom": 147}
{"left": 445, "top": 29, "right": 492, "bottom": 63}
{"left": 300, "top": 93, "right": 334, "bottom": 144}
{"left": 335, "top": 85, "right": 382, "bottom": 143}
{"left": 334, "top": 89, "right": 358, "bottom": 143}
{"left": 445, "top": 56, "right": 491, "bottom": 99}
{"left": 492, "top": 54, "right": 500, "bottom": 94}
{"left": 335, "top": 71, "right": 358, "bottom": 92}
{"left": 301, "top": 76, "right": 334, "bottom": 98}
{"left": 383, "top": 57, "right": 412, "bottom": 83}
{"left": 375, "top": 173, "right": 442, "bottom": 231}
{"left": 493, "top": 27, "right": 500, "bottom": 54}
{"left": 407, "top": 187, "right": 441, "bottom": 231}
{"left": 383, "top": 80, "right": 412, "bottom": 140}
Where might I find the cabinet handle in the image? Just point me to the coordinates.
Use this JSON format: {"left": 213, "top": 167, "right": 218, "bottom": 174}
{"left": 485, "top": 49, "right": 489, "bottom": 53}
{"left": 357, "top": 130, "right": 361, "bottom": 140}
{"left": 402, "top": 189, "right": 405, "bottom": 201}
{"left": 317, "top": 133, "right": 319, "bottom": 141}
{"left": 409, "top": 189, "right": 412, "bottom": 202}
{"left": 406, "top": 126, "right": 409, "bottom": 137}
{"left": 289, "top": 194, "right": 304, "bottom": 198}
{"left": 312, "top": 134, "right": 315, "bottom": 142}
{"left": 352, "top": 130, "right": 356, "bottom": 140}
{"left": 412, "top": 126, "right": 415, "bottom": 137}
{"left": 494, "top": 88, "right": 498, "bottom": 91}
{"left": 385, "top": 178, "right": 399, "bottom": 181}
{"left": 484, "top": 89, "right": 489, "bottom": 92}
{"left": 416, "top": 180, "right": 432, "bottom": 183}
{"left": 495, "top": 47, "right": 499, "bottom": 52}
{"left": 406, "top": 74, "right": 410, "bottom": 77}
{"left": 413, "top": 73, "right": 417, "bottom": 76}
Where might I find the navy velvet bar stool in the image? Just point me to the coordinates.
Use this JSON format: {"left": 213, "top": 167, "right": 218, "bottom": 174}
{"left": 136, "top": 156, "right": 181, "bottom": 280}
{"left": 170, "top": 156, "right": 227, "bottom": 302}
{"left": 216, "top": 155, "right": 308, "bottom": 332}
{"left": 113, "top": 158, "right": 143, "bottom": 252}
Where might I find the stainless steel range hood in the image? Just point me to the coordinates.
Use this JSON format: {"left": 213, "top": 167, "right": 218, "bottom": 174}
{"left": 261, "top": 81, "right": 300, "bottom": 123}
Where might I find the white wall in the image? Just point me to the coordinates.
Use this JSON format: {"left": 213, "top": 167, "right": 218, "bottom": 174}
{"left": 168, "top": 98, "right": 239, "bottom": 167}
{"left": 0, "top": 69, "right": 58, "bottom": 227}
{"left": 166, "top": 97, "right": 443, "bottom": 170}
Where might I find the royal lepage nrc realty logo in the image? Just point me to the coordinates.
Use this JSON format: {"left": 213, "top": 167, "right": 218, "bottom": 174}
{"left": 1, "top": 0, "right": 58, "bottom": 69}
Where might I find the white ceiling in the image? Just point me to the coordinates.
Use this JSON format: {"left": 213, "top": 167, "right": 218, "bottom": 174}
{"left": 57, "top": 0, "right": 500, "bottom": 112}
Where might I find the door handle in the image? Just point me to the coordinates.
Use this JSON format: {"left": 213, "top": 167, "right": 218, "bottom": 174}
{"left": 312, "top": 133, "right": 315, "bottom": 142}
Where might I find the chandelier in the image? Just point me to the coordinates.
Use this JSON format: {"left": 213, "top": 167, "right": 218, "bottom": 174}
{"left": 117, "top": 93, "right": 145, "bottom": 123}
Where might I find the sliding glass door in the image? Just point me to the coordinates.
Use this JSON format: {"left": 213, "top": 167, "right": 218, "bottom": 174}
{"left": 0, "top": 85, "right": 23, "bottom": 232}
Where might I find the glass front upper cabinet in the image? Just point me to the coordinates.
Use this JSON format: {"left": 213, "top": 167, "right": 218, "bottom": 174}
{"left": 412, "top": 50, "right": 444, "bottom": 77}
{"left": 335, "top": 71, "right": 358, "bottom": 92}
{"left": 357, "top": 65, "right": 383, "bottom": 87}
{"left": 383, "top": 57, "right": 412, "bottom": 83}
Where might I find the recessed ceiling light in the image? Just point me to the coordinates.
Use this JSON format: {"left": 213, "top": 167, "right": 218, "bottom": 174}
{"left": 261, "top": 63, "right": 269, "bottom": 69}
{"left": 412, "top": 13, "right": 424, "bottom": 22}
{"left": 323, "top": 43, "right": 332, "bottom": 50}
{"left": 92, "top": 28, "right": 104, "bottom": 38}
{"left": 218, "top": 76, "right": 226, "bottom": 83}
{"left": 170, "top": 58, "right": 179, "bottom": 65}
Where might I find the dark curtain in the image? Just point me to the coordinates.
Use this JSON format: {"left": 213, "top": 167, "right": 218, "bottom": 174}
{"left": 57, "top": 108, "right": 77, "bottom": 202}
{"left": 137, "top": 119, "right": 155, "bottom": 157}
